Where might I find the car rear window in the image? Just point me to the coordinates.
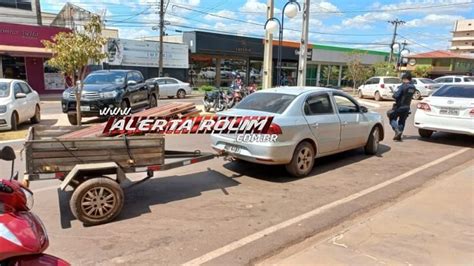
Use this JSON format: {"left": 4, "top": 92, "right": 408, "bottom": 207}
{"left": 432, "top": 86, "right": 474, "bottom": 98}
{"left": 0, "top": 82, "right": 9, "bottom": 98}
{"left": 464, "top": 77, "right": 474, "bottom": 82}
{"left": 235, "top": 93, "right": 296, "bottom": 114}
{"left": 384, "top": 78, "right": 401, "bottom": 84}
{"left": 419, "top": 78, "right": 435, "bottom": 84}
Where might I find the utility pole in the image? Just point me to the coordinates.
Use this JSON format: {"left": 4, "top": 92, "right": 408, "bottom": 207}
{"left": 388, "top": 19, "right": 405, "bottom": 63}
{"left": 158, "top": 0, "right": 165, "bottom": 77}
{"left": 297, "top": 0, "right": 310, "bottom": 87}
{"left": 262, "top": 0, "right": 274, "bottom": 89}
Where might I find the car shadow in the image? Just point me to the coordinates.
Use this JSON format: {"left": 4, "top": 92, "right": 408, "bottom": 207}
{"left": 58, "top": 168, "right": 239, "bottom": 228}
{"left": 402, "top": 132, "right": 474, "bottom": 148}
{"left": 223, "top": 144, "right": 391, "bottom": 183}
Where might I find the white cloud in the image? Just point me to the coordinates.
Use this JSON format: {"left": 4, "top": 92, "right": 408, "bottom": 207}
{"left": 204, "top": 10, "right": 236, "bottom": 21}
{"left": 240, "top": 0, "right": 267, "bottom": 13}
{"left": 375, "top": 0, "right": 473, "bottom": 14}
{"left": 341, "top": 12, "right": 394, "bottom": 29}
{"left": 405, "top": 14, "right": 464, "bottom": 28}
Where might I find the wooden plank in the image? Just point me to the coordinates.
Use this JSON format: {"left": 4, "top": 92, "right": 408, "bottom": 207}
{"left": 28, "top": 138, "right": 164, "bottom": 151}
{"left": 30, "top": 147, "right": 163, "bottom": 159}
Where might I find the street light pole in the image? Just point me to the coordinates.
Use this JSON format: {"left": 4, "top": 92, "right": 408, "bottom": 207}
{"left": 262, "top": 0, "right": 274, "bottom": 90}
{"left": 297, "top": 0, "right": 310, "bottom": 87}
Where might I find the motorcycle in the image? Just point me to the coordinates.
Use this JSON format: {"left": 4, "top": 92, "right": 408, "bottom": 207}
{"left": 203, "top": 88, "right": 227, "bottom": 112}
{"left": 0, "top": 146, "right": 69, "bottom": 266}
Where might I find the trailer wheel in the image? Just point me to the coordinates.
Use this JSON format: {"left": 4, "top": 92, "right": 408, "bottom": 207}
{"left": 70, "top": 177, "right": 124, "bottom": 226}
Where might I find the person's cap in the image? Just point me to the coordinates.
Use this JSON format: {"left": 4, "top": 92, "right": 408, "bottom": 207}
{"left": 401, "top": 72, "right": 412, "bottom": 81}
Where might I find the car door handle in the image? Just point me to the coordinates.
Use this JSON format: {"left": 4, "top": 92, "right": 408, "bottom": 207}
{"left": 342, "top": 121, "right": 348, "bottom": 126}
{"left": 311, "top": 122, "right": 319, "bottom": 128}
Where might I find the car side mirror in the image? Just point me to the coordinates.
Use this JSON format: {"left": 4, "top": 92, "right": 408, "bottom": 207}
{"left": 360, "top": 106, "right": 368, "bottom": 113}
{"left": 15, "top": 92, "right": 26, "bottom": 99}
{"left": 127, "top": 80, "right": 137, "bottom": 86}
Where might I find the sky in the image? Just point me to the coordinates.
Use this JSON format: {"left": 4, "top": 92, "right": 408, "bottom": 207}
{"left": 40, "top": 0, "right": 474, "bottom": 53}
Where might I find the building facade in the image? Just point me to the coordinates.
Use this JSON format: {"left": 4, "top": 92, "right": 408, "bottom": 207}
{"left": 450, "top": 19, "right": 474, "bottom": 54}
{"left": 405, "top": 50, "right": 474, "bottom": 77}
{"left": 0, "top": 0, "right": 42, "bottom": 25}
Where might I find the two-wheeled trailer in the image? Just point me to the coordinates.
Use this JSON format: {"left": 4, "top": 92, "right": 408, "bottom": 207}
{"left": 23, "top": 126, "right": 217, "bottom": 225}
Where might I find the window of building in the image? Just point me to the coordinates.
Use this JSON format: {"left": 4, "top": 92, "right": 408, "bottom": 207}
{"left": 2, "top": 56, "right": 27, "bottom": 81}
{"left": 0, "top": 0, "right": 32, "bottom": 10}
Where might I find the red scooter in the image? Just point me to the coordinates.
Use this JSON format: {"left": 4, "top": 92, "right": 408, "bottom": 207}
{"left": 0, "top": 146, "right": 69, "bottom": 266}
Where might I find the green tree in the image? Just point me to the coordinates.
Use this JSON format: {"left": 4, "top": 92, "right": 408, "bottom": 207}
{"left": 413, "top": 65, "right": 432, "bottom": 77}
{"left": 345, "top": 51, "right": 372, "bottom": 91}
{"left": 372, "top": 61, "right": 397, "bottom": 76}
{"left": 321, "top": 65, "right": 340, "bottom": 86}
{"left": 42, "top": 15, "right": 107, "bottom": 126}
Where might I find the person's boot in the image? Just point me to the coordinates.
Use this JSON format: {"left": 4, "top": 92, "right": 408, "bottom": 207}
{"left": 393, "top": 129, "right": 402, "bottom": 141}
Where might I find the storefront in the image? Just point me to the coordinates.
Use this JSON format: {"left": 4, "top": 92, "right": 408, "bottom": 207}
{"left": 183, "top": 31, "right": 301, "bottom": 87}
{"left": 0, "top": 22, "right": 69, "bottom": 94}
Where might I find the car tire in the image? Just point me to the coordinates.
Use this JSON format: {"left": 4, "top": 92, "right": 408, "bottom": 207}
{"left": 148, "top": 94, "right": 157, "bottom": 108}
{"left": 30, "top": 105, "right": 41, "bottom": 124}
{"left": 177, "top": 89, "right": 186, "bottom": 99}
{"left": 364, "top": 126, "right": 380, "bottom": 155}
{"left": 418, "top": 129, "right": 433, "bottom": 138}
{"left": 285, "top": 141, "right": 315, "bottom": 177}
{"left": 374, "top": 91, "right": 382, "bottom": 101}
{"left": 67, "top": 114, "right": 78, "bottom": 125}
{"left": 10, "top": 112, "right": 18, "bottom": 131}
{"left": 413, "top": 90, "right": 422, "bottom": 100}
{"left": 204, "top": 105, "right": 211, "bottom": 112}
{"left": 70, "top": 177, "right": 124, "bottom": 226}
{"left": 358, "top": 90, "right": 364, "bottom": 99}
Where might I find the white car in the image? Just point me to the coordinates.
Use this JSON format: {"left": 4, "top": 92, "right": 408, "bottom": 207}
{"left": 433, "top": 75, "right": 474, "bottom": 86}
{"left": 411, "top": 78, "right": 442, "bottom": 100}
{"left": 0, "top": 79, "right": 41, "bottom": 131}
{"left": 414, "top": 84, "right": 474, "bottom": 137}
{"left": 358, "top": 76, "right": 401, "bottom": 101}
{"left": 148, "top": 77, "right": 192, "bottom": 99}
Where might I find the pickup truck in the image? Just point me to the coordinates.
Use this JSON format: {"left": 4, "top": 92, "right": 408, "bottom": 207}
{"left": 61, "top": 70, "right": 159, "bottom": 125}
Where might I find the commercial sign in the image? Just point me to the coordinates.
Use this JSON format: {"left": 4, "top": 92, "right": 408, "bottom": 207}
{"left": 0, "top": 22, "right": 68, "bottom": 47}
{"left": 106, "top": 38, "right": 188, "bottom": 69}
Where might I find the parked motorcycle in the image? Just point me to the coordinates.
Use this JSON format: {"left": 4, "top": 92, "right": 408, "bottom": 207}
{"left": 0, "top": 146, "right": 69, "bottom": 266}
{"left": 203, "top": 88, "right": 227, "bottom": 112}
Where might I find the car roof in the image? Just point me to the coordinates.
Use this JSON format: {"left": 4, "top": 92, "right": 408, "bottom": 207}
{"left": 259, "top": 86, "right": 333, "bottom": 96}
{"left": 93, "top": 70, "right": 134, "bottom": 73}
{"left": 436, "top": 75, "right": 470, "bottom": 78}
{"left": 0, "top": 78, "right": 23, "bottom": 83}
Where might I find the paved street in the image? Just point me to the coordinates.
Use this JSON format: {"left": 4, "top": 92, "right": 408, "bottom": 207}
{"left": 0, "top": 99, "right": 472, "bottom": 265}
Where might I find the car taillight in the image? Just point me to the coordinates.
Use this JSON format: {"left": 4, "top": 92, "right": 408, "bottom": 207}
{"left": 417, "top": 102, "right": 431, "bottom": 111}
{"left": 470, "top": 108, "right": 474, "bottom": 116}
{"left": 380, "top": 84, "right": 385, "bottom": 89}
{"left": 267, "top": 123, "right": 282, "bottom": 134}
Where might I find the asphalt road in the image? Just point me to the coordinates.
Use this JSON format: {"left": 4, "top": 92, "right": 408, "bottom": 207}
{"left": 0, "top": 99, "right": 472, "bottom": 265}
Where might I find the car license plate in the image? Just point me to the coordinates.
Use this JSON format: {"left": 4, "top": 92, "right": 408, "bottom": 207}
{"left": 439, "top": 108, "right": 459, "bottom": 116}
{"left": 224, "top": 144, "right": 241, "bottom": 153}
{"left": 80, "top": 105, "right": 91, "bottom": 112}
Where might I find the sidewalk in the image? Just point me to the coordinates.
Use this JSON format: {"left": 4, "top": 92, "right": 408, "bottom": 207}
{"left": 263, "top": 160, "right": 474, "bottom": 265}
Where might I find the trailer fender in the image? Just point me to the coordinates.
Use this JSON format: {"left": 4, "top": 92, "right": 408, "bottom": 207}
{"left": 59, "top": 162, "right": 126, "bottom": 190}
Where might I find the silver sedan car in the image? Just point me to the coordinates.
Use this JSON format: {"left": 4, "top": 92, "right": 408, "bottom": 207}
{"left": 211, "top": 87, "right": 384, "bottom": 177}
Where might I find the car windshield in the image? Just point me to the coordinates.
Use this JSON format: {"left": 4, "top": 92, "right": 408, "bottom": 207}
{"left": 419, "top": 78, "right": 435, "bottom": 84}
{"left": 432, "top": 86, "right": 474, "bottom": 98}
{"left": 0, "top": 82, "right": 9, "bottom": 98}
{"left": 385, "top": 78, "right": 401, "bottom": 84}
{"left": 84, "top": 72, "right": 126, "bottom": 85}
{"left": 235, "top": 92, "right": 296, "bottom": 114}
{"left": 464, "top": 77, "right": 474, "bottom": 82}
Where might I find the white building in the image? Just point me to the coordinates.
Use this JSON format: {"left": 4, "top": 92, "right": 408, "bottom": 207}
{"left": 450, "top": 19, "right": 474, "bottom": 54}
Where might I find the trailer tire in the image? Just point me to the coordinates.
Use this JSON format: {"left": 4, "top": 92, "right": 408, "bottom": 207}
{"left": 70, "top": 177, "right": 124, "bottom": 226}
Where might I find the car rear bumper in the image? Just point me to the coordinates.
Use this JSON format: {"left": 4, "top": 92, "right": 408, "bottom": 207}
{"left": 414, "top": 111, "right": 474, "bottom": 135}
{"left": 0, "top": 111, "right": 12, "bottom": 131}
{"left": 211, "top": 134, "right": 295, "bottom": 165}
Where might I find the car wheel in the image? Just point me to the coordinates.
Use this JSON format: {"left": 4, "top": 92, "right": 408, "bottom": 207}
{"left": 204, "top": 105, "right": 211, "bottom": 112}
{"left": 358, "top": 90, "right": 364, "bottom": 99}
{"left": 67, "top": 114, "right": 78, "bottom": 125}
{"left": 177, "top": 89, "right": 186, "bottom": 99}
{"left": 364, "top": 126, "right": 380, "bottom": 155}
{"left": 374, "top": 91, "right": 382, "bottom": 101}
{"left": 148, "top": 94, "right": 157, "bottom": 108}
{"left": 285, "top": 141, "right": 315, "bottom": 177}
{"left": 70, "top": 177, "right": 124, "bottom": 226}
{"left": 10, "top": 112, "right": 18, "bottom": 131}
{"left": 413, "top": 90, "right": 422, "bottom": 100}
{"left": 418, "top": 129, "right": 433, "bottom": 138}
{"left": 30, "top": 105, "right": 41, "bottom": 124}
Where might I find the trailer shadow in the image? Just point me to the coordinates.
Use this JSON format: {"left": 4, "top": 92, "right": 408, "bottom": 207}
{"left": 222, "top": 144, "right": 391, "bottom": 183}
{"left": 58, "top": 168, "right": 239, "bottom": 228}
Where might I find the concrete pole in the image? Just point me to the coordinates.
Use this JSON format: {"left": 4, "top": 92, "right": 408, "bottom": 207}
{"left": 297, "top": 0, "right": 310, "bottom": 87}
{"left": 262, "top": 0, "right": 274, "bottom": 89}
{"left": 158, "top": 0, "right": 165, "bottom": 77}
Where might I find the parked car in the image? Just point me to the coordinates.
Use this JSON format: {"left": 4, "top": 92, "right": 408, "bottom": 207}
{"left": 433, "top": 75, "right": 474, "bottom": 86}
{"left": 211, "top": 87, "right": 384, "bottom": 177}
{"left": 358, "top": 76, "right": 401, "bottom": 101}
{"left": 411, "top": 78, "right": 442, "bottom": 100}
{"left": 61, "top": 70, "right": 159, "bottom": 125}
{"left": 414, "top": 84, "right": 474, "bottom": 137}
{"left": 147, "top": 77, "right": 191, "bottom": 99}
{"left": 0, "top": 79, "right": 41, "bottom": 131}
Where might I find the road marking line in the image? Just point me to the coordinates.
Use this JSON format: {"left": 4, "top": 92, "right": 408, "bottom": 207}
{"left": 358, "top": 100, "right": 381, "bottom": 108}
{"left": 183, "top": 147, "right": 471, "bottom": 265}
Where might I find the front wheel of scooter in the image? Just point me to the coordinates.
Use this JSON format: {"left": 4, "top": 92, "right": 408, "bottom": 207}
{"left": 70, "top": 177, "right": 124, "bottom": 226}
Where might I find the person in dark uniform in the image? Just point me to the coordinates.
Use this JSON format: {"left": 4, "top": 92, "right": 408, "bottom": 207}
{"left": 390, "top": 72, "right": 416, "bottom": 141}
